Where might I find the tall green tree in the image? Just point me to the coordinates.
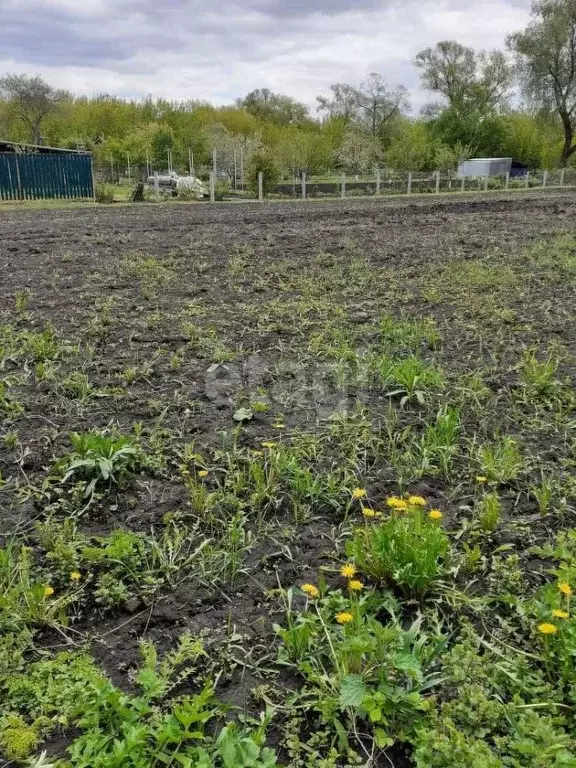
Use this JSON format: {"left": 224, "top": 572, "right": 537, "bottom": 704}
{"left": 246, "top": 148, "right": 280, "bottom": 197}
{"left": 317, "top": 74, "right": 408, "bottom": 137}
{"left": 430, "top": 109, "right": 507, "bottom": 157}
{"left": 508, "top": 0, "right": 576, "bottom": 166}
{"left": 0, "top": 74, "right": 67, "bottom": 145}
{"left": 356, "top": 73, "right": 409, "bottom": 136}
{"left": 415, "top": 41, "right": 512, "bottom": 118}
{"left": 274, "top": 127, "right": 332, "bottom": 177}
{"left": 237, "top": 89, "right": 309, "bottom": 126}
{"left": 317, "top": 83, "right": 360, "bottom": 123}
{"left": 386, "top": 122, "right": 435, "bottom": 172}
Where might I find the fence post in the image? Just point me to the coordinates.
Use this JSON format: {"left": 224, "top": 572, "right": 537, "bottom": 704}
{"left": 302, "top": 172, "right": 306, "bottom": 200}
{"left": 153, "top": 171, "right": 160, "bottom": 202}
{"left": 435, "top": 171, "right": 440, "bottom": 194}
{"left": 561, "top": 168, "right": 566, "bottom": 187}
{"left": 461, "top": 176, "right": 465, "bottom": 192}
{"left": 210, "top": 172, "right": 215, "bottom": 203}
{"left": 14, "top": 154, "right": 23, "bottom": 200}
{"left": 505, "top": 172, "right": 510, "bottom": 190}
{"left": 407, "top": 172, "right": 412, "bottom": 195}
{"left": 91, "top": 159, "right": 97, "bottom": 202}
{"left": 525, "top": 171, "right": 530, "bottom": 188}
{"left": 543, "top": 169, "right": 548, "bottom": 188}
{"left": 258, "top": 171, "right": 264, "bottom": 201}
{"left": 376, "top": 168, "right": 381, "bottom": 195}
{"left": 341, "top": 173, "right": 346, "bottom": 199}
{"left": 484, "top": 176, "right": 488, "bottom": 192}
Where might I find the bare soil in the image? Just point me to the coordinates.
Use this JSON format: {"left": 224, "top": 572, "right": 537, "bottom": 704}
{"left": 2, "top": 190, "right": 576, "bottom": 764}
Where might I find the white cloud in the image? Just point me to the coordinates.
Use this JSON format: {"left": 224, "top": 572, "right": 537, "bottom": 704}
{"left": 0, "top": 0, "right": 532, "bottom": 110}
{"left": 4, "top": 0, "right": 112, "bottom": 15}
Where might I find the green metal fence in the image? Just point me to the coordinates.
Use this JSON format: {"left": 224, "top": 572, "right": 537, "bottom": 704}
{"left": 0, "top": 152, "right": 94, "bottom": 200}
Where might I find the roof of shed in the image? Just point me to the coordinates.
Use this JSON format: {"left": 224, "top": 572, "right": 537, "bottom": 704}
{"left": 460, "top": 157, "right": 513, "bottom": 163}
{"left": 0, "top": 140, "right": 89, "bottom": 154}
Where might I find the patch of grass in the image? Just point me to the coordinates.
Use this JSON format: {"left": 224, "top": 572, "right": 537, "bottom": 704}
{"left": 477, "top": 437, "right": 525, "bottom": 485}
{"left": 0, "top": 543, "right": 71, "bottom": 634}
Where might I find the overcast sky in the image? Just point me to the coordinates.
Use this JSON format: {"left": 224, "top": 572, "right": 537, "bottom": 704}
{"left": 1, "top": 0, "right": 531, "bottom": 111}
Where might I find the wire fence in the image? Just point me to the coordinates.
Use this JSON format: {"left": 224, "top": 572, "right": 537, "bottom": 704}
{"left": 93, "top": 162, "right": 576, "bottom": 203}
{"left": 269, "top": 168, "right": 576, "bottom": 200}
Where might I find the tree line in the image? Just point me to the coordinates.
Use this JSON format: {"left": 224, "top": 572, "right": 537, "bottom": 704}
{"left": 1, "top": 0, "right": 575, "bottom": 176}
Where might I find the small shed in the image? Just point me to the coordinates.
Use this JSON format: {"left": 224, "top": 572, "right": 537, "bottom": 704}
{"left": 457, "top": 158, "right": 512, "bottom": 179}
{"left": 0, "top": 140, "right": 94, "bottom": 201}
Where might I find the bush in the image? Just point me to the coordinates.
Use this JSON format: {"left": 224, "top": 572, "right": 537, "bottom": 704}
{"left": 94, "top": 183, "right": 115, "bottom": 204}
{"left": 246, "top": 150, "right": 280, "bottom": 198}
{"left": 214, "top": 180, "right": 231, "bottom": 201}
{"left": 177, "top": 186, "right": 201, "bottom": 201}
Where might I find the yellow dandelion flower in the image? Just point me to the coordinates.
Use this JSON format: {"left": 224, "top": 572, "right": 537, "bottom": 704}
{"left": 538, "top": 622, "right": 558, "bottom": 635}
{"left": 408, "top": 495, "right": 427, "bottom": 507}
{"left": 552, "top": 610, "right": 569, "bottom": 619}
{"left": 387, "top": 497, "right": 408, "bottom": 511}
{"left": 44, "top": 586, "right": 54, "bottom": 597}
{"left": 559, "top": 582, "right": 572, "bottom": 596}
{"left": 340, "top": 563, "right": 357, "bottom": 579}
{"left": 301, "top": 584, "right": 320, "bottom": 599}
{"left": 336, "top": 611, "right": 354, "bottom": 625}
{"left": 429, "top": 509, "right": 443, "bottom": 521}
{"left": 348, "top": 580, "right": 364, "bottom": 592}
{"left": 476, "top": 476, "right": 488, "bottom": 483}
{"left": 362, "top": 508, "right": 379, "bottom": 518}
{"left": 261, "top": 442, "right": 277, "bottom": 449}
{"left": 352, "top": 488, "right": 367, "bottom": 499}
{"left": 70, "top": 571, "right": 82, "bottom": 582}
{"left": 198, "top": 470, "right": 209, "bottom": 478}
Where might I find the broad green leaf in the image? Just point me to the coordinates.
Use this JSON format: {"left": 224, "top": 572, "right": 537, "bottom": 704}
{"left": 339, "top": 674, "right": 367, "bottom": 708}
{"left": 233, "top": 407, "right": 253, "bottom": 422}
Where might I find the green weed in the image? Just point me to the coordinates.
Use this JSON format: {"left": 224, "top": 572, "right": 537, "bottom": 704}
{"left": 0, "top": 543, "right": 70, "bottom": 633}
{"left": 346, "top": 498, "right": 449, "bottom": 597}
{"left": 477, "top": 491, "right": 501, "bottom": 533}
{"left": 478, "top": 437, "right": 524, "bottom": 485}
{"left": 275, "top": 585, "right": 445, "bottom": 752}
{"left": 53, "top": 430, "right": 141, "bottom": 503}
